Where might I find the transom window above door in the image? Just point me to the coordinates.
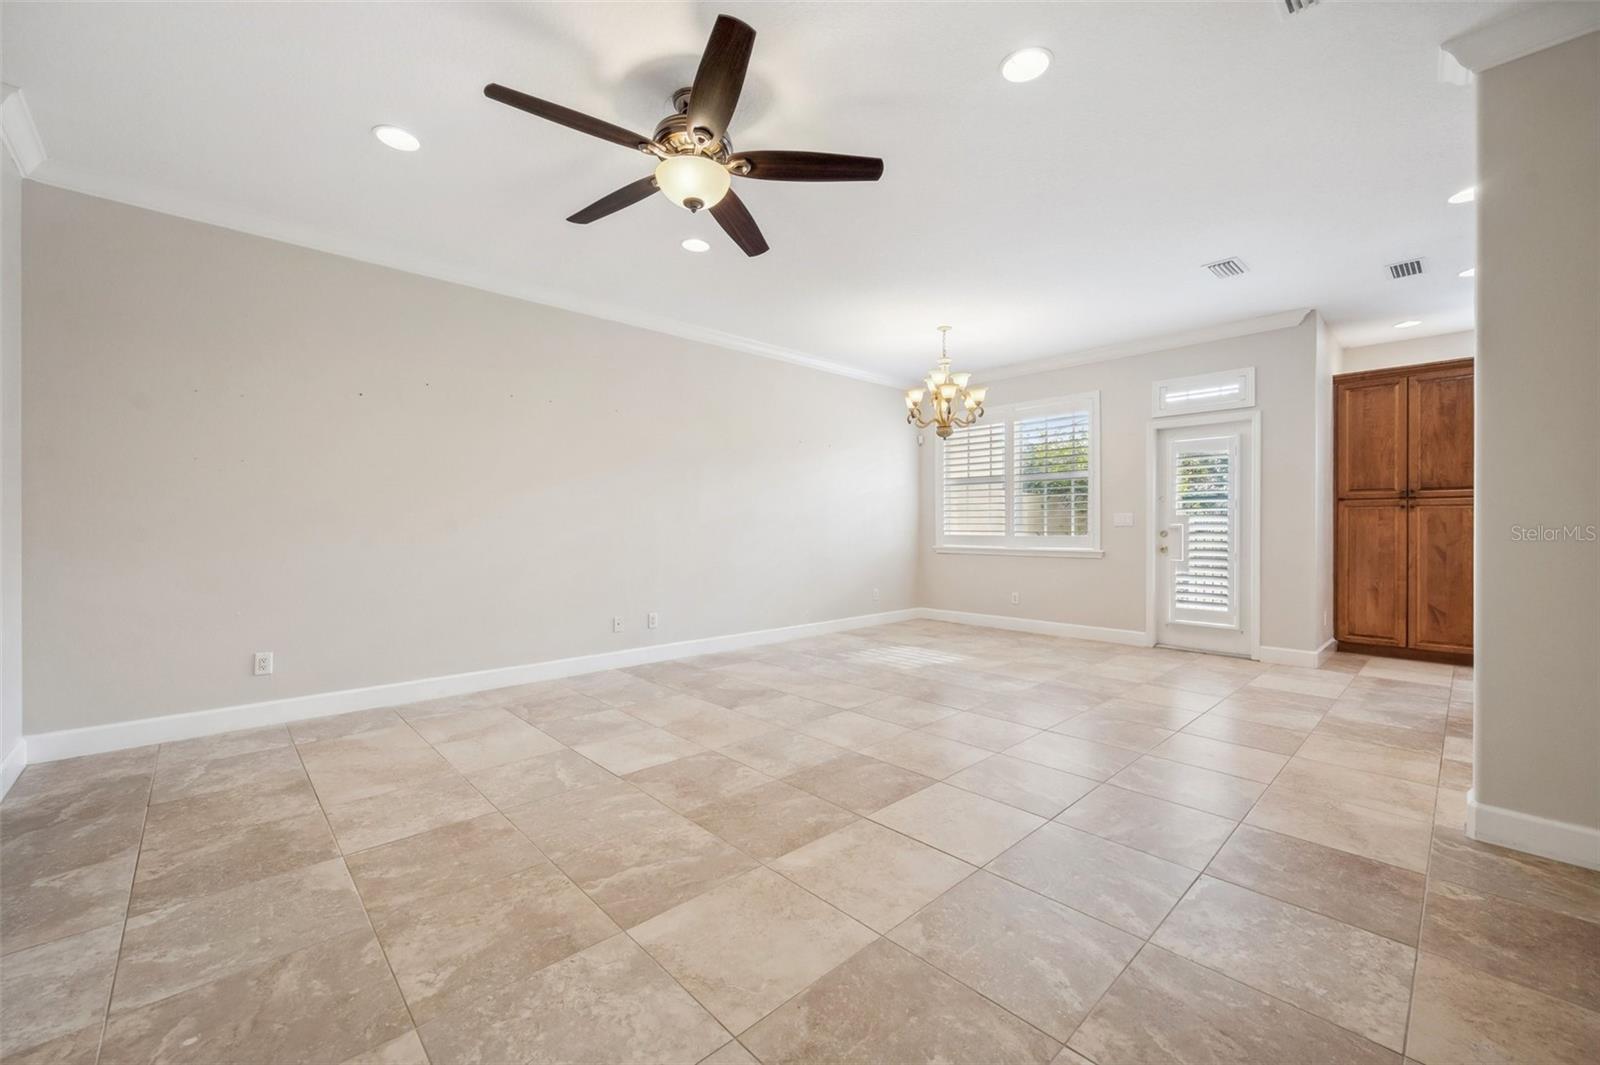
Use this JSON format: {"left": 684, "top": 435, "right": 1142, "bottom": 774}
{"left": 936, "top": 393, "right": 1102, "bottom": 557}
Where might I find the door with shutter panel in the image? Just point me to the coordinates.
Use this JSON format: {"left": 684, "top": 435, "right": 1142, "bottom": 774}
{"left": 1156, "top": 423, "right": 1251, "bottom": 656}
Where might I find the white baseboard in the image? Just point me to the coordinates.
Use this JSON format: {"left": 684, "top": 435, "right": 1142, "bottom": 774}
{"left": 1467, "top": 788, "right": 1600, "bottom": 871}
{"left": 917, "top": 608, "right": 1153, "bottom": 647}
{"left": 22, "top": 608, "right": 918, "bottom": 764}
{"left": 1, "top": 739, "right": 25, "bottom": 798}
{"left": 1257, "top": 639, "right": 1337, "bottom": 668}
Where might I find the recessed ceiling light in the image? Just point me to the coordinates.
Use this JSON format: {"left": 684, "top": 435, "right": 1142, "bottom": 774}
{"left": 1001, "top": 47, "right": 1052, "bottom": 83}
{"left": 1459, "top": 267, "right": 1476, "bottom": 278}
{"left": 1394, "top": 320, "right": 1423, "bottom": 329}
{"left": 372, "top": 125, "right": 420, "bottom": 152}
{"left": 1447, "top": 186, "right": 1475, "bottom": 204}
{"left": 681, "top": 238, "right": 711, "bottom": 253}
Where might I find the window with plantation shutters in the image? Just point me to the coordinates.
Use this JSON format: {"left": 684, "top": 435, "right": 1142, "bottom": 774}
{"left": 941, "top": 422, "right": 1006, "bottom": 536}
{"left": 936, "top": 393, "right": 1100, "bottom": 555}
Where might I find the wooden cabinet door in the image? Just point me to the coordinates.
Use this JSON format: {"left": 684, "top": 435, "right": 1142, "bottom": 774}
{"left": 1409, "top": 364, "right": 1474, "bottom": 496}
{"left": 1336, "top": 377, "right": 1407, "bottom": 498}
{"left": 1336, "top": 501, "right": 1409, "bottom": 647}
{"left": 1410, "top": 501, "right": 1474, "bottom": 653}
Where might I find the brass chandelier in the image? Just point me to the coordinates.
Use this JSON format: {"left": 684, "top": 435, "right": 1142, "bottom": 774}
{"left": 905, "top": 326, "right": 988, "bottom": 438}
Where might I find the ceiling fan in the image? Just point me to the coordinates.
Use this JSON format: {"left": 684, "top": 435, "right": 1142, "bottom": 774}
{"left": 483, "top": 14, "right": 884, "bottom": 257}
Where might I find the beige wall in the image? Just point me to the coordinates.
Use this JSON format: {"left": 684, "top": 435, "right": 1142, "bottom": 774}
{"left": 1338, "top": 330, "right": 1476, "bottom": 375}
{"left": 917, "top": 315, "right": 1330, "bottom": 655}
{"left": 1, "top": 135, "right": 20, "bottom": 763}
{"left": 1473, "top": 33, "right": 1600, "bottom": 836}
{"left": 21, "top": 185, "right": 918, "bottom": 732}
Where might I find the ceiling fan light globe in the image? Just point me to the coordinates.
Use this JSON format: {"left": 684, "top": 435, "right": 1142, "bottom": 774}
{"left": 655, "top": 155, "right": 731, "bottom": 211}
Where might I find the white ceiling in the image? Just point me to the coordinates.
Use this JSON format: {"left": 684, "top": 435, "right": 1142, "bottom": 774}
{"left": 3, "top": 1, "right": 1504, "bottom": 382}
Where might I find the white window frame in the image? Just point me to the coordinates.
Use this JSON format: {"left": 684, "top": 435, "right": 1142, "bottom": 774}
{"left": 935, "top": 391, "right": 1103, "bottom": 558}
{"left": 1152, "top": 367, "right": 1255, "bottom": 417}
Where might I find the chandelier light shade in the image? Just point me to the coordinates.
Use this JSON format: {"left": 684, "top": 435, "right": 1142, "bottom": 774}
{"left": 906, "top": 326, "right": 987, "bottom": 437}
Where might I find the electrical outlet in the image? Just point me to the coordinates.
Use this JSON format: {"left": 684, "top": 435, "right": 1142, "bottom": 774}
{"left": 871, "top": 587, "right": 880, "bottom": 602}
{"left": 612, "top": 616, "right": 625, "bottom": 634}
{"left": 1010, "top": 591, "right": 1020, "bottom": 605}
{"left": 253, "top": 651, "right": 273, "bottom": 676}
{"left": 647, "top": 611, "right": 659, "bottom": 630}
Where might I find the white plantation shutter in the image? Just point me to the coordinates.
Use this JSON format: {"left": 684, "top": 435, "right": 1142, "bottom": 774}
{"left": 941, "top": 422, "right": 1006, "bottom": 536}
{"left": 937, "top": 394, "right": 1099, "bottom": 551}
{"left": 1172, "top": 445, "right": 1235, "bottom": 616}
{"left": 1013, "top": 411, "right": 1091, "bottom": 537}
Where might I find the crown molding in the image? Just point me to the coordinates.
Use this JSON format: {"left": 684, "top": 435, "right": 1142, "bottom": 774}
{"left": 1442, "top": 3, "right": 1600, "bottom": 74}
{"left": 0, "top": 87, "right": 46, "bottom": 176}
{"left": 25, "top": 159, "right": 901, "bottom": 389}
{"left": 980, "top": 309, "right": 1313, "bottom": 381}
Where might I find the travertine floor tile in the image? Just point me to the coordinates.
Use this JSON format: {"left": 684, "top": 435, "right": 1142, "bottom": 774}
{"left": 1245, "top": 758, "right": 1433, "bottom": 872}
{"left": 2, "top": 747, "right": 156, "bottom": 835}
{"left": 1152, "top": 876, "right": 1415, "bottom": 1051}
{"left": 416, "top": 933, "right": 728, "bottom": 1064}
{"left": 1296, "top": 731, "right": 1441, "bottom": 784}
{"left": 1056, "top": 784, "right": 1236, "bottom": 869}
{"left": 781, "top": 752, "right": 934, "bottom": 814}
{"left": 1148, "top": 733, "right": 1288, "bottom": 783}
{"left": 130, "top": 806, "right": 339, "bottom": 916}
{"left": 504, "top": 780, "right": 757, "bottom": 928}
{"left": 1, "top": 807, "right": 144, "bottom": 953}
{"left": 870, "top": 782, "right": 1044, "bottom": 865}
{"left": 741, "top": 938, "right": 1060, "bottom": 1064}
{"left": 945, "top": 753, "right": 1098, "bottom": 817}
{"left": 1123, "top": 684, "right": 1222, "bottom": 712}
{"left": 1077, "top": 697, "right": 1202, "bottom": 730}
{"left": 0, "top": 923, "right": 122, "bottom": 1061}
{"left": 1051, "top": 713, "right": 1175, "bottom": 752}
{"left": 367, "top": 859, "right": 618, "bottom": 1022}
{"left": 297, "top": 724, "right": 451, "bottom": 807}
{"left": 1069, "top": 944, "right": 1399, "bottom": 1065}
{"left": 1179, "top": 711, "right": 1309, "bottom": 755}
{"left": 970, "top": 690, "right": 1086, "bottom": 728}
{"left": 701, "top": 1039, "right": 759, "bottom": 1065}
{"left": 1206, "top": 823, "right": 1425, "bottom": 944}
{"left": 853, "top": 694, "right": 960, "bottom": 728}
{"left": 860, "top": 730, "right": 991, "bottom": 778}
{"left": 1108, "top": 755, "right": 1266, "bottom": 818}
{"left": 1208, "top": 690, "right": 1328, "bottom": 731}
{"left": 797, "top": 709, "right": 907, "bottom": 750}
{"left": 1006, "top": 732, "right": 1142, "bottom": 781}
{"left": 322, "top": 770, "right": 495, "bottom": 853}
{"left": 112, "top": 857, "right": 370, "bottom": 1012}
{"left": 1405, "top": 951, "right": 1600, "bottom": 1065}
{"left": 770, "top": 819, "right": 973, "bottom": 932}
{"left": 465, "top": 747, "right": 616, "bottom": 808}
{"left": 150, "top": 743, "right": 309, "bottom": 805}
{"left": 287, "top": 707, "right": 406, "bottom": 744}
{"left": 101, "top": 928, "right": 412, "bottom": 1064}
{"left": 574, "top": 727, "right": 705, "bottom": 775}
{"left": 888, "top": 870, "right": 1140, "bottom": 1040}
{"left": 626, "top": 750, "right": 773, "bottom": 813}
{"left": 920, "top": 711, "right": 1039, "bottom": 752}
{"left": 1426, "top": 826, "right": 1600, "bottom": 925}
{"left": 687, "top": 780, "right": 857, "bottom": 861}
{"left": 720, "top": 728, "right": 845, "bottom": 777}
{"left": 340, "top": 1028, "right": 430, "bottom": 1065}
{"left": 410, "top": 708, "right": 564, "bottom": 771}
{"left": 736, "top": 691, "right": 839, "bottom": 728}
{"left": 989, "top": 822, "right": 1196, "bottom": 937}
{"left": 345, "top": 811, "right": 544, "bottom": 912}
{"left": 1420, "top": 879, "right": 1600, "bottom": 1010}
{"left": 631, "top": 867, "right": 876, "bottom": 1033}
{"left": 534, "top": 707, "right": 652, "bottom": 746}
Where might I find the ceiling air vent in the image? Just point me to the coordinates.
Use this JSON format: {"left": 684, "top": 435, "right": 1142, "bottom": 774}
{"left": 1283, "top": 0, "right": 1320, "bottom": 13}
{"left": 1203, "top": 257, "right": 1248, "bottom": 280}
{"left": 1388, "top": 258, "right": 1425, "bottom": 279}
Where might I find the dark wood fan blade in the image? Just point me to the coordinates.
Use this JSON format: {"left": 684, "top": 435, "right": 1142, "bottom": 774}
{"left": 709, "top": 189, "right": 769, "bottom": 256}
{"left": 732, "top": 151, "right": 884, "bottom": 182}
{"left": 483, "top": 83, "right": 652, "bottom": 151}
{"left": 566, "top": 176, "right": 659, "bottom": 224}
{"left": 686, "top": 15, "right": 755, "bottom": 149}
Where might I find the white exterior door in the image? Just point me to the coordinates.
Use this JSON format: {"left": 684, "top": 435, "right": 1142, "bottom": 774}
{"left": 1155, "top": 422, "right": 1252, "bottom": 656}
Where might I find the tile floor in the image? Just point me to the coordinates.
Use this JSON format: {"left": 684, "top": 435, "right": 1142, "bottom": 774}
{"left": 2, "top": 620, "right": 1596, "bottom": 1064}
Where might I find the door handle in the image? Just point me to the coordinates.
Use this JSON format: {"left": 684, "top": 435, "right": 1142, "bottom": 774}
{"left": 1168, "top": 523, "right": 1186, "bottom": 563}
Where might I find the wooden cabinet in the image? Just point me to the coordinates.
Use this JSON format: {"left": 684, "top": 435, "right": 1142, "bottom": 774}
{"left": 1334, "top": 359, "right": 1473, "bottom": 661}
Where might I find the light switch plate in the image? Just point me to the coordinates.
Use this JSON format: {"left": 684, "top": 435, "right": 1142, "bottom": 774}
{"left": 1113, "top": 512, "right": 1135, "bottom": 527}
